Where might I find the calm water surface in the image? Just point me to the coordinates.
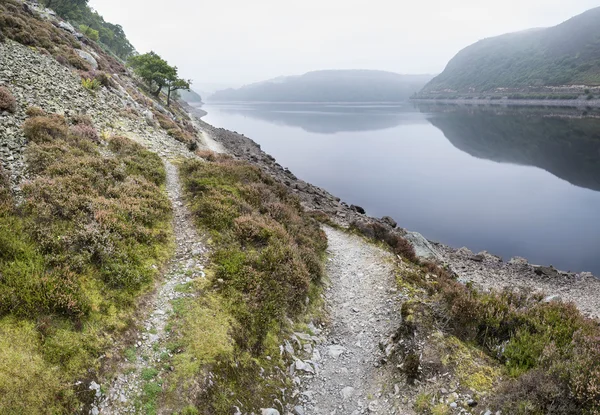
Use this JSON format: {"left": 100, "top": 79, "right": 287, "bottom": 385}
{"left": 201, "top": 103, "right": 600, "bottom": 275}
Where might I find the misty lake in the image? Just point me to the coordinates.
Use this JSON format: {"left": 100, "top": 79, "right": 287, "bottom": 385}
{"left": 200, "top": 103, "right": 600, "bottom": 275}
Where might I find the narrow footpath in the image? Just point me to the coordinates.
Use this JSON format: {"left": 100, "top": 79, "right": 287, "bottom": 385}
{"left": 296, "top": 227, "right": 411, "bottom": 415}
{"left": 94, "top": 161, "right": 208, "bottom": 414}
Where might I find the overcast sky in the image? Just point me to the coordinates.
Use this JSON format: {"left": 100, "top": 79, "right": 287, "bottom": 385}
{"left": 89, "top": 0, "right": 598, "bottom": 88}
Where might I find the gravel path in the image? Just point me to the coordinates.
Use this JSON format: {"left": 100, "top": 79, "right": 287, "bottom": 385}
{"left": 297, "top": 227, "right": 409, "bottom": 415}
{"left": 94, "top": 161, "right": 208, "bottom": 415}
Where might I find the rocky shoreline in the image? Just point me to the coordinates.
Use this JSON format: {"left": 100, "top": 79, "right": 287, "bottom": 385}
{"left": 189, "top": 106, "right": 600, "bottom": 320}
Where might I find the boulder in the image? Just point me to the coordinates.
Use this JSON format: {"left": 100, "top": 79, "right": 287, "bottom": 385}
{"left": 261, "top": 409, "right": 280, "bottom": 415}
{"left": 404, "top": 231, "right": 440, "bottom": 260}
{"left": 58, "top": 21, "right": 75, "bottom": 34}
{"left": 74, "top": 49, "right": 98, "bottom": 69}
{"left": 381, "top": 215, "right": 397, "bottom": 228}
{"left": 534, "top": 265, "right": 560, "bottom": 279}
{"left": 143, "top": 110, "right": 155, "bottom": 126}
{"left": 350, "top": 204, "right": 366, "bottom": 214}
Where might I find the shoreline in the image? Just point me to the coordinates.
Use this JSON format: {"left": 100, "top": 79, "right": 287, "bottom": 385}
{"left": 411, "top": 97, "right": 600, "bottom": 108}
{"left": 187, "top": 104, "right": 600, "bottom": 319}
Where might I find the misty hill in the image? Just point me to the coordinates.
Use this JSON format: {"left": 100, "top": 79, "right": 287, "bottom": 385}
{"left": 420, "top": 7, "right": 600, "bottom": 94}
{"left": 209, "top": 70, "right": 433, "bottom": 102}
{"left": 428, "top": 108, "right": 600, "bottom": 192}
{"left": 178, "top": 89, "right": 203, "bottom": 103}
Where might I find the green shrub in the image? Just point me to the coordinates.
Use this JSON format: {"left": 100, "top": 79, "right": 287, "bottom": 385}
{"left": 78, "top": 24, "right": 99, "bottom": 41}
{"left": 81, "top": 77, "right": 101, "bottom": 91}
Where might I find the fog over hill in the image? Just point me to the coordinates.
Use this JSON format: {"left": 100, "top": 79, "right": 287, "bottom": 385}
{"left": 419, "top": 6, "right": 600, "bottom": 94}
{"left": 209, "top": 70, "right": 434, "bottom": 102}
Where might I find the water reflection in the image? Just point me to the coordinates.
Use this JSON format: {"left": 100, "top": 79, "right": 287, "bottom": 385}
{"left": 206, "top": 102, "right": 428, "bottom": 133}
{"left": 423, "top": 106, "right": 600, "bottom": 192}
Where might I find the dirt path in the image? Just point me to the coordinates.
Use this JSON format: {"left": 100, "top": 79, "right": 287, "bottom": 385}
{"left": 93, "top": 161, "right": 208, "bottom": 415}
{"left": 296, "top": 227, "right": 410, "bottom": 415}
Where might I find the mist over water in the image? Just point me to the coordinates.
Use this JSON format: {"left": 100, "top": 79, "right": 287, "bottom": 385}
{"left": 202, "top": 103, "right": 600, "bottom": 275}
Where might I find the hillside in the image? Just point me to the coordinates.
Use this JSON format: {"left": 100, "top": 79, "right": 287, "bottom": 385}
{"left": 419, "top": 6, "right": 600, "bottom": 95}
{"left": 209, "top": 70, "right": 433, "bottom": 102}
{"left": 3, "top": 1, "right": 600, "bottom": 415}
{"left": 178, "top": 88, "right": 203, "bottom": 103}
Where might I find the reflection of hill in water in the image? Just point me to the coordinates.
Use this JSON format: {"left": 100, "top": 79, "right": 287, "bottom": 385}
{"left": 427, "top": 108, "right": 600, "bottom": 191}
{"left": 213, "top": 103, "right": 428, "bottom": 134}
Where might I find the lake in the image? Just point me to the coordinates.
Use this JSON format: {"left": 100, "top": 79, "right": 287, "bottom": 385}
{"left": 201, "top": 102, "right": 600, "bottom": 275}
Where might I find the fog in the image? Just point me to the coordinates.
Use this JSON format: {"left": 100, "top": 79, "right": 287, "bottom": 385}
{"left": 89, "top": 0, "right": 598, "bottom": 87}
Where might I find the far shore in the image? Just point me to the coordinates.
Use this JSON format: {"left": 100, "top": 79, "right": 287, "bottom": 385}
{"left": 411, "top": 97, "right": 600, "bottom": 108}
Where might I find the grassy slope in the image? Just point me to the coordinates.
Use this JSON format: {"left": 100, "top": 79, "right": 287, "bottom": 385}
{"left": 0, "top": 113, "right": 173, "bottom": 413}
{"left": 160, "top": 154, "right": 327, "bottom": 414}
{"left": 420, "top": 7, "right": 600, "bottom": 93}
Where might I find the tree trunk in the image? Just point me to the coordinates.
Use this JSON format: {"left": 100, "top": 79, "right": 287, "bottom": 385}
{"left": 167, "top": 87, "right": 172, "bottom": 107}
{"left": 152, "top": 84, "right": 162, "bottom": 97}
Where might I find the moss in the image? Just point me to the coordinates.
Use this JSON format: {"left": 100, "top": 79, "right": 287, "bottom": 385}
{"left": 440, "top": 336, "right": 500, "bottom": 394}
{"left": 414, "top": 392, "right": 432, "bottom": 413}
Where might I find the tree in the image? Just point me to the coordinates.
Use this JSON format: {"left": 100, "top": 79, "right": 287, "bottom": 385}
{"left": 166, "top": 76, "right": 191, "bottom": 106}
{"left": 127, "top": 52, "right": 176, "bottom": 96}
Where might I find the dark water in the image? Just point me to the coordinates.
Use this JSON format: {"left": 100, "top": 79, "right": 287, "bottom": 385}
{"left": 202, "top": 102, "right": 600, "bottom": 275}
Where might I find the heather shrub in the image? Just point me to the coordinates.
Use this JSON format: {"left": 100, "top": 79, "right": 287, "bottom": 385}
{"left": 69, "top": 123, "right": 98, "bottom": 142}
{"left": 25, "top": 106, "right": 46, "bottom": 117}
{"left": 22, "top": 114, "right": 69, "bottom": 143}
{"left": 0, "top": 86, "right": 16, "bottom": 113}
{"left": 180, "top": 157, "right": 326, "bottom": 353}
{"left": 0, "top": 113, "right": 173, "bottom": 412}
{"left": 350, "top": 220, "right": 416, "bottom": 261}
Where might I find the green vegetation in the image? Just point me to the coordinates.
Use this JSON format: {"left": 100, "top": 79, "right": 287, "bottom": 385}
{"left": 349, "top": 223, "right": 600, "bottom": 414}
{"left": 127, "top": 52, "right": 191, "bottom": 106}
{"left": 420, "top": 7, "right": 600, "bottom": 93}
{"left": 41, "top": 0, "right": 135, "bottom": 59}
{"left": 0, "top": 0, "right": 125, "bottom": 74}
{"left": 0, "top": 114, "right": 172, "bottom": 413}
{"left": 0, "top": 86, "right": 16, "bottom": 113}
{"left": 81, "top": 77, "right": 101, "bottom": 91}
{"left": 162, "top": 154, "right": 327, "bottom": 413}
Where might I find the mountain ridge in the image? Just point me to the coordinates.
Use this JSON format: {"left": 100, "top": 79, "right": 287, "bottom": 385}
{"left": 418, "top": 6, "right": 600, "bottom": 95}
{"left": 209, "top": 69, "right": 434, "bottom": 102}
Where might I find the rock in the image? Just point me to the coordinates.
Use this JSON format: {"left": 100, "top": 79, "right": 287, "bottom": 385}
{"left": 295, "top": 359, "right": 314, "bottom": 373}
{"left": 341, "top": 386, "right": 355, "bottom": 400}
{"left": 144, "top": 110, "right": 155, "bottom": 126}
{"left": 534, "top": 265, "right": 560, "bottom": 279}
{"left": 543, "top": 295, "right": 561, "bottom": 303}
{"left": 261, "top": 409, "right": 280, "bottom": 415}
{"left": 469, "top": 254, "right": 485, "bottom": 262}
{"left": 467, "top": 399, "right": 477, "bottom": 407}
{"left": 350, "top": 204, "right": 366, "bottom": 214}
{"left": 293, "top": 406, "right": 305, "bottom": 415}
{"left": 449, "top": 402, "right": 457, "bottom": 409}
{"left": 327, "top": 345, "right": 346, "bottom": 358}
{"left": 381, "top": 216, "right": 397, "bottom": 228}
{"left": 58, "top": 21, "right": 75, "bottom": 33}
{"left": 509, "top": 256, "right": 528, "bottom": 266}
{"left": 404, "top": 231, "right": 440, "bottom": 259}
{"left": 368, "top": 400, "right": 379, "bottom": 412}
{"left": 74, "top": 49, "right": 98, "bottom": 69}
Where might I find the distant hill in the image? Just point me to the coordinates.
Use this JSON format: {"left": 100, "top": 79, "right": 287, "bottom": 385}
{"left": 178, "top": 89, "right": 203, "bottom": 103}
{"left": 209, "top": 70, "right": 434, "bottom": 102}
{"left": 419, "top": 7, "right": 600, "bottom": 94}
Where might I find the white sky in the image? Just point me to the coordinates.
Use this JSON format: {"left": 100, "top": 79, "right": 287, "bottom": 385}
{"left": 89, "top": 0, "right": 599, "bottom": 87}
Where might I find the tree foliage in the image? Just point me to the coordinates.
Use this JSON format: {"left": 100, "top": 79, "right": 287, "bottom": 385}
{"left": 42, "top": 0, "right": 135, "bottom": 59}
{"left": 128, "top": 52, "right": 191, "bottom": 105}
